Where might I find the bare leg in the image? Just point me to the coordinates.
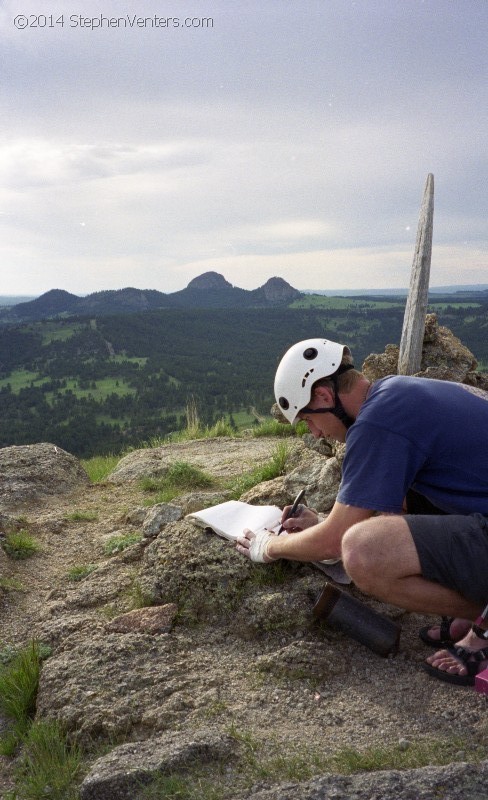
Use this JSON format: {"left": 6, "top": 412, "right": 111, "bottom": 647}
{"left": 341, "top": 515, "right": 481, "bottom": 618}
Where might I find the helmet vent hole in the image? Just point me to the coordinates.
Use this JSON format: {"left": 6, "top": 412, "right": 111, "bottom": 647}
{"left": 279, "top": 397, "right": 289, "bottom": 410}
{"left": 303, "top": 347, "right": 318, "bottom": 360}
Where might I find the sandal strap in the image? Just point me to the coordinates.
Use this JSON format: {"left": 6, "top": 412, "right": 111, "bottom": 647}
{"left": 450, "top": 645, "right": 488, "bottom": 675}
{"left": 471, "top": 624, "right": 488, "bottom": 640}
{"left": 439, "top": 616, "right": 454, "bottom": 641}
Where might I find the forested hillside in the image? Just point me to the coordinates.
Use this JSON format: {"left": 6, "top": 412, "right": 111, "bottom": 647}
{"left": 0, "top": 297, "right": 486, "bottom": 457}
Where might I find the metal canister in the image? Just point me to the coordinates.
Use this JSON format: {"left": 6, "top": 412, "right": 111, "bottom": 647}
{"left": 313, "top": 583, "right": 401, "bottom": 657}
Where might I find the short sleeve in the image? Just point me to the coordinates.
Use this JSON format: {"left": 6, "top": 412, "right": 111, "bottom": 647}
{"left": 337, "top": 422, "right": 427, "bottom": 513}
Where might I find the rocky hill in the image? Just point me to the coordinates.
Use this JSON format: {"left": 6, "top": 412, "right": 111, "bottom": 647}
{"left": 0, "top": 273, "right": 302, "bottom": 323}
{"left": 1, "top": 319, "right": 487, "bottom": 799}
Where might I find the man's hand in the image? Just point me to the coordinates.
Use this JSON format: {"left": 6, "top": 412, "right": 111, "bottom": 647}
{"left": 280, "top": 504, "right": 319, "bottom": 532}
{"left": 235, "top": 529, "right": 276, "bottom": 562}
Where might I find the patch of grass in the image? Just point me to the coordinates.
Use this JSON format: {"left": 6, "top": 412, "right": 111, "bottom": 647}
{"left": 170, "top": 418, "right": 236, "bottom": 442}
{"left": 0, "top": 729, "right": 21, "bottom": 758}
{"left": 142, "top": 773, "right": 224, "bottom": 800}
{"left": 0, "top": 577, "right": 24, "bottom": 592}
{"left": 199, "top": 699, "right": 229, "bottom": 719}
{"left": 168, "top": 397, "right": 238, "bottom": 442}
{"left": 205, "top": 418, "right": 236, "bottom": 438}
{"left": 81, "top": 454, "right": 120, "bottom": 483}
{"left": 251, "top": 418, "right": 308, "bottom": 437}
{"left": 226, "top": 728, "right": 483, "bottom": 788}
{"left": 2, "top": 530, "right": 40, "bottom": 560}
{"left": 140, "top": 460, "right": 214, "bottom": 503}
{"left": 0, "top": 641, "right": 81, "bottom": 797}
{"left": 66, "top": 564, "right": 99, "bottom": 582}
{"left": 126, "top": 580, "right": 156, "bottom": 610}
{"left": 98, "top": 604, "right": 118, "bottom": 620}
{"left": 13, "top": 719, "right": 82, "bottom": 800}
{"left": 0, "top": 642, "right": 45, "bottom": 751}
{"left": 64, "top": 510, "right": 99, "bottom": 522}
{"left": 228, "top": 441, "right": 290, "bottom": 499}
{"left": 327, "top": 738, "right": 484, "bottom": 774}
{"left": 104, "top": 531, "right": 142, "bottom": 555}
{"left": 168, "top": 396, "right": 205, "bottom": 441}
{"left": 247, "top": 561, "right": 292, "bottom": 587}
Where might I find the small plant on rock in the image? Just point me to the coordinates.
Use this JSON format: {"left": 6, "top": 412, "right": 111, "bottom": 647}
{"left": 2, "top": 530, "right": 40, "bottom": 560}
{"left": 228, "top": 441, "right": 290, "bottom": 499}
{"left": 104, "top": 531, "right": 142, "bottom": 555}
{"left": 140, "top": 460, "right": 214, "bottom": 504}
{"left": 0, "top": 577, "right": 24, "bottom": 592}
{"left": 64, "top": 510, "right": 99, "bottom": 522}
{"left": 66, "top": 564, "right": 99, "bottom": 582}
{"left": 127, "top": 580, "right": 156, "bottom": 609}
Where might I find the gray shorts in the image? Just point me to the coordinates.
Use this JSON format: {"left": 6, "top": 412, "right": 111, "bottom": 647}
{"left": 406, "top": 513, "right": 488, "bottom": 605}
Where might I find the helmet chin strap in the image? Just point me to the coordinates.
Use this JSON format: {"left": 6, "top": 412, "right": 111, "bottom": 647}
{"left": 328, "top": 374, "right": 355, "bottom": 429}
{"left": 301, "top": 364, "right": 356, "bottom": 429}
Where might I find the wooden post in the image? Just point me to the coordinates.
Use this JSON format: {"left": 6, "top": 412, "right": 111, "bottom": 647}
{"left": 398, "top": 173, "right": 434, "bottom": 375}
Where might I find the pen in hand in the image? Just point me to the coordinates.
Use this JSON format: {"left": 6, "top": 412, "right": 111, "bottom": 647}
{"left": 278, "top": 488, "right": 306, "bottom": 534}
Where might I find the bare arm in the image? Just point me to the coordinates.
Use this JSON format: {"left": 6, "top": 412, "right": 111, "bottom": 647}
{"left": 236, "top": 501, "right": 375, "bottom": 563}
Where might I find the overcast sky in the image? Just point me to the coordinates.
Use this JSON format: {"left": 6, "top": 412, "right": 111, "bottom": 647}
{"left": 1, "top": 0, "right": 487, "bottom": 295}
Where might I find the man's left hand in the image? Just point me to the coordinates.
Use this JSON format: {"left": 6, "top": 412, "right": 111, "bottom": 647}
{"left": 236, "top": 529, "right": 276, "bottom": 562}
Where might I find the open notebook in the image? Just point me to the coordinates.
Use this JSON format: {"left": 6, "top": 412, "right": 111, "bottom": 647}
{"left": 187, "top": 500, "right": 351, "bottom": 584}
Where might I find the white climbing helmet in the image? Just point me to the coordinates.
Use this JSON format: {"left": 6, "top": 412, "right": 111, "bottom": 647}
{"left": 274, "top": 338, "right": 351, "bottom": 424}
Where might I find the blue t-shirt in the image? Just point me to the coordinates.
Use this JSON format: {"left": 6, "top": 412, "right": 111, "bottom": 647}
{"left": 337, "top": 375, "right": 488, "bottom": 514}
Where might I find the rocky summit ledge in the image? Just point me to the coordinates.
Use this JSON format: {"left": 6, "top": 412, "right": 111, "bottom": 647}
{"left": 1, "top": 436, "right": 487, "bottom": 800}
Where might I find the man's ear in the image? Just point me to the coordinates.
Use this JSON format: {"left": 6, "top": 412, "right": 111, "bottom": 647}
{"left": 312, "top": 384, "right": 335, "bottom": 405}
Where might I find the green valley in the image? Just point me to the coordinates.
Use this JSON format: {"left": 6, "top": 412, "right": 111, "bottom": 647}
{"left": 0, "top": 295, "right": 487, "bottom": 458}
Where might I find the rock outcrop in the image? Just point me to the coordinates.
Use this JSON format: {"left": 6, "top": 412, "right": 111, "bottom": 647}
{"left": 259, "top": 276, "right": 302, "bottom": 304}
{"left": 80, "top": 730, "right": 239, "bottom": 800}
{"left": 363, "top": 313, "right": 488, "bottom": 388}
{"left": 186, "top": 271, "right": 234, "bottom": 290}
{"left": 0, "top": 442, "right": 90, "bottom": 509}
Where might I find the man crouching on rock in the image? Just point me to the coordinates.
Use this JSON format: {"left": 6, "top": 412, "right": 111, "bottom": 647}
{"left": 235, "top": 338, "right": 488, "bottom": 686}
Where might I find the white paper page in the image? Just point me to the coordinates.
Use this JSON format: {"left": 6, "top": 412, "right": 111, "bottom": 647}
{"left": 187, "top": 500, "right": 282, "bottom": 541}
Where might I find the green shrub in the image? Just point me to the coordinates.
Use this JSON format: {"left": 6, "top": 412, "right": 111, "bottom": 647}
{"left": 2, "top": 530, "right": 40, "bottom": 560}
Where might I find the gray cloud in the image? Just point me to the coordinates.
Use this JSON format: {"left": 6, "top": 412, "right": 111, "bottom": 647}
{"left": 1, "top": 0, "right": 487, "bottom": 294}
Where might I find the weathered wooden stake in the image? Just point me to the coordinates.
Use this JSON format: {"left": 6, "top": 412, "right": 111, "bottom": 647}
{"left": 398, "top": 173, "right": 434, "bottom": 375}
